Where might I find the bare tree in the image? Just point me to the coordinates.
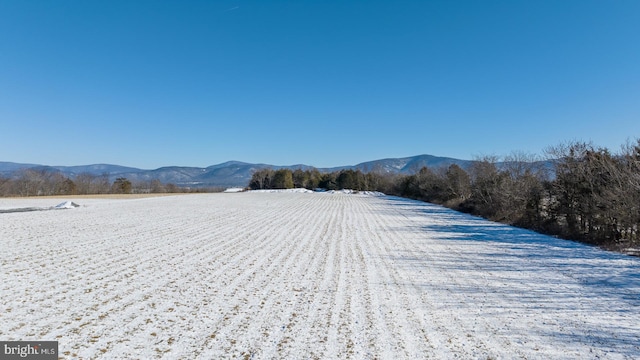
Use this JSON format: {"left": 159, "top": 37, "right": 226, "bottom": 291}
{"left": 444, "top": 164, "right": 471, "bottom": 204}
{"left": 111, "top": 178, "right": 132, "bottom": 194}
{"left": 249, "top": 168, "right": 274, "bottom": 190}
{"left": 150, "top": 179, "right": 165, "bottom": 193}
{"left": 464, "top": 156, "right": 505, "bottom": 219}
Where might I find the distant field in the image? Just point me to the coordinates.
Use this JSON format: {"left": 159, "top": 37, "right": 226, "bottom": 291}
{"left": 1, "top": 193, "right": 639, "bottom": 359}
{"left": 3, "top": 193, "right": 187, "bottom": 200}
{"left": 0, "top": 194, "right": 188, "bottom": 212}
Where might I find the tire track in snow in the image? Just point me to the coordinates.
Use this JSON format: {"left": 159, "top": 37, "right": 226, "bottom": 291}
{"left": 152, "top": 194, "right": 331, "bottom": 358}
{"left": 249, "top": 195, "right": 338, "bottom": 359}
{"left": 359, "top": 197, "right": 444, "bottom": 358}
{"left": 285, "top": 194, "right": 344, "bottom": 359}
{"left": 379, "top": 199, "right": 504, "bottom": 358}
{"left": 200, "top": 195, "right": 325, "bottom": 358}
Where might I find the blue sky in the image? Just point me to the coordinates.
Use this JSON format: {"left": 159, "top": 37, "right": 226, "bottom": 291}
{"left": 1, "top": 1, "right": 639, "bottom": 169}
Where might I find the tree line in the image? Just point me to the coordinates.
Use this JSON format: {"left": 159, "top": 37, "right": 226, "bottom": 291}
{"left": 0, "top": 170, "right": 212, "bottom": 196}
{"left": 249, "top": 139, "right": 640, "bottom": 251}
{"left": 248, "top": 168, "right": 393, "bottom": 192}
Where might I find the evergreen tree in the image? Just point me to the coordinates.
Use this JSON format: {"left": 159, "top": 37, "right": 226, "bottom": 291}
{"left": 111, "top": 177, "right": 132, "bottom": 194}
{"left": 271, "top": 169, "right": 294, "bottom": 189}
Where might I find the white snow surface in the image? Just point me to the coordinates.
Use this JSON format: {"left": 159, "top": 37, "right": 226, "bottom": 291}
{"left": 1, "top": 193, "right": 639, "bottom": 359}
{"left": 249, "top": 188, "right": 314, "bottom": 193}
{"left": 223, "top": 188, "right": 245, "bottom": 193}
{"left": 54, "top": 201, "right": 80, "bottom": 209}
{"left": 247, "top": 188, "right": 386, "bottom": 196}
{"left": 0, "top": 200, "right": 80, "bottom": 213}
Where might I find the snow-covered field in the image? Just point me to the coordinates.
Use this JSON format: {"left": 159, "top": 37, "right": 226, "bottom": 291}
{"left": 1, "top": 193, "right": 639, "bottom": 359}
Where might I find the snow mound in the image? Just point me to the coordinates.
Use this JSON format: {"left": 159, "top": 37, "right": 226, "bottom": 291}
{"left": 246, "top": 189, "right": 386, "bottom": 196}
{"left": 360, "top": 191, "right": 386, "bottom": 196}
{"left": 249, "top": 188, "right": 314, "bottom": 193}
{"left": 54, "top": 201, "right": 80, "bottom": 209}
{"left": 223, "top": 188, "right": 245, "bottom": 193}
{"left": 325, "top": 189, "right": 356, "bottom": 194}
{"left": 321, "top": 189, "right": 386, "bottom": 196}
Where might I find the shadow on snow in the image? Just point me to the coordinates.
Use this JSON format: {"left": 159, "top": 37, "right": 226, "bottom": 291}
{"left": 377, "top": 196, "right": 640, "bottom": 356}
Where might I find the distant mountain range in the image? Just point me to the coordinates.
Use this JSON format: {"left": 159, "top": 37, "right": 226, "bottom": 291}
{"left": 0, "top": 155, "right": 477, "bottom": 188}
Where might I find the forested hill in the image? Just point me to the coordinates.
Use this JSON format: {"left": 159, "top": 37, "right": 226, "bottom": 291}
{"left": 0, "top": 155, "right": 474, "bottom": 188}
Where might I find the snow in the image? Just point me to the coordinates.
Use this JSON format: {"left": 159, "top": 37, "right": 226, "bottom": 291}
{"left": 54, "top": 201, "right": 80, "bottom": 209}
{"left": 223, "top": 187, "right": 245, "bottom": 193}
{"left": 249, "top": 188, "right": 314, "bottom": 193}
{"left": 1, "top": 193, "right": 639, "bottom": 359}
{"left": 247, "top": 189, "right": 386, "bottom": 196}
{"left": 325, "top": 189, "right": 358, "bottom": 194}
{"left": 324, "top": 189, "right": 386, "bottom": 196}
{"left": 0, "top": 200, "right": 80, "bottom": 213}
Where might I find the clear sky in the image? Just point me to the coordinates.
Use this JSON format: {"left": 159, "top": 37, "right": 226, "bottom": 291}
{"left": 1, "top": 0, "right": 639, "bottom": 169}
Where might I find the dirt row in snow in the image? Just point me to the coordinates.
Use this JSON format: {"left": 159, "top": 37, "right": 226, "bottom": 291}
{"left": 1, "top": 193, "right": 639, "bottom": 359}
